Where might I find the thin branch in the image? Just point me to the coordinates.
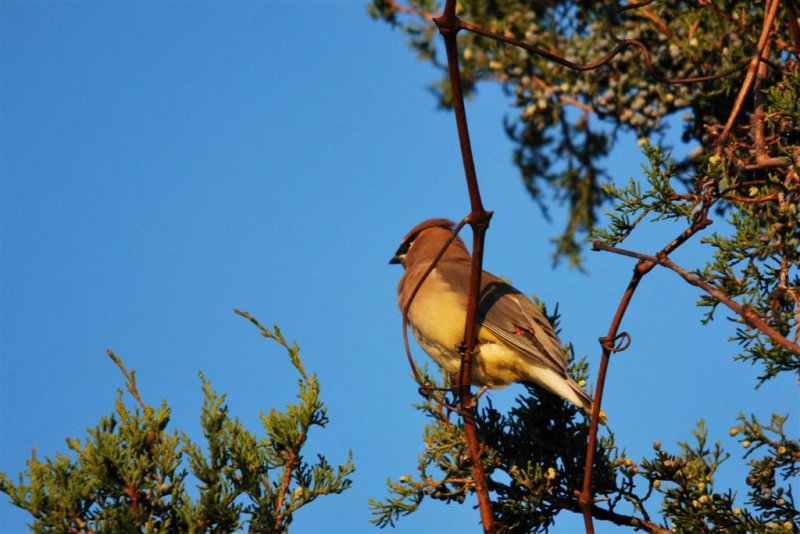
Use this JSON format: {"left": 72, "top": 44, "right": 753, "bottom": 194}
{"left": 752, "top": 17, "right": 774, "bottom": 165}
{"left": 460, "top": 19, "right": 628, "bottom": 72}
{"left": 434, "top": 6, "right": 495, "bottom": 531}
{"left": 593, "top": 242, "right": 800, "bottom": 356}
{"left": 786, "top": 3, "right": 800, "bottom": 55}
{"left": 579, "top": 214, "right": 713, "bottom": 532}
{"left": 723, "top": 192, "right": 780, "bottom": 203}
{"left": 578, "top": 268, "right": 644, "bottom": 534}
{"left": 715, "top": 0, "right": 781, "bottom": 148}
{"left": 386, "top": 0, "right": 749, "bottom": 85}
{"left": 553, "top": 496, "right": 672, "bottom": 534}
{"left": 458, "top": 15, "right": 749, "bottom": 84}
{"left": 273, "top": 449, "right": 298, "bottom": 532}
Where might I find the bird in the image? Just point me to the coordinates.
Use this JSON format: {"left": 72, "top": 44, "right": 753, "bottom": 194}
{"left": 390, "top": 218, "right": 604, "bottom": 422}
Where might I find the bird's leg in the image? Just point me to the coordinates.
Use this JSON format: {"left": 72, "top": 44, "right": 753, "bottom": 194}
{"left": 456, "top": 341, "right": 480, "bottom": 365}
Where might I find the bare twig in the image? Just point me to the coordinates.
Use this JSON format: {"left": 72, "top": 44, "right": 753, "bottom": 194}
{"left": 723, "top": 192, "right": 780, "bottom": 203}
{"left": 554, "top": 495, "right": 672, "bottom": 534}
{"left": 579, "top": 214, "right": 713, "bottom": 532}
{"left": 434, "top": 1, "right": 496, "bottom": 529}
{"left": 386, "top": 0, "right": 749, "bottom": 85}
{"left": 459, "top": 15, "right": 748, "bottom": 84}
{"left": 592, "top": 243, "right": 800, "bottom": 356}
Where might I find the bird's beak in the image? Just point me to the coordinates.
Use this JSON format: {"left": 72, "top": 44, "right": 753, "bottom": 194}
{"left": 389, "top": 255, "right": 402, "bottom": 265}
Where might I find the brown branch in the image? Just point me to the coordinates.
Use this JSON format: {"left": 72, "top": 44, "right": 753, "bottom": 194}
{"left": 753, "top": 17, "right": 775, "bottom": 166}
{"left": 273, "top": 449, "right": 297, "bottom": 532}
{"left": 742, "top": 157, "right": 792, "bottom": 170}
{"left": 715, "top": 0, "right": 781, "bottom": 148}
{"left": 579, "top": 214, "right": 713, "bottom": 533}
{"left": 786, "top": 3, "right": 800, "bottom": 54}
{"left": 578, "top": 266, "right": 645, "bottom": 534}
{"left": 459, "top": 13, "right": 748, "bottom": 84}
{"left": 723, "top": 192, "right": 780, "bottom": 203}
{"left": 460, "top": 19, "right": 629, "bottom": 72}
{"left": 69, "top": 515, "right": 94, "bottom": 534}
{"left": 123, "top": 481, "right": 140, "bottom": 518}
{"left": 593, "top": 243, "right": 800, "bottom": 356}
{"left": 554, "top": 496, "right": 672, "bottom": 534}
{"left": 434, "top": 6, "right": 496, "bottom": 531}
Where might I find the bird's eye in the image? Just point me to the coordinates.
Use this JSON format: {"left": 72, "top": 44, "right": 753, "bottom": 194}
{"left": 395, "top": 238, "right": 414, "bottom": 257}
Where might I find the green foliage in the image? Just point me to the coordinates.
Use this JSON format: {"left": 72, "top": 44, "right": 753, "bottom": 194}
{"left": 370, "top": 0, "right": 800, "bottom": 379}
{"left": 369, "top": 296, "right": 799, "bottom": 531}
{"left": 0, "top": 383, "right": 190, "bottom": 533}
{"left": 370, "top": 301, "right": 800, "bottom": 532}
{"left": 592, "top": 144, "right": 696, "bottom": 246}
{"left": 370, "top": 305, "right": 616, "bottom": 532}
{"left": 371, "top": 0, "right": 799, "bottom": 527}
{"left": 640, "top": 420, "right": 740, "bottom": 532}
{"left": 0, "top": 314, "right": 354, "bottom": 533}
{"left": 369, "top": 0, "right": 795, "bottom": 267}
{"left": 698, "top": 198, "right": 800, "bottom": 382}
{"left": 735, "top": 413, "right": 800, "bottom": 530}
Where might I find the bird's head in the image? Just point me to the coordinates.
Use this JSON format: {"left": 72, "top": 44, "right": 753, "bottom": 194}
{"left": 389, "top": 218, "right": 469, "bottom": 269}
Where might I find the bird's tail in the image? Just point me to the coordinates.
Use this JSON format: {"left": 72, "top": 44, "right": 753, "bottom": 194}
{"left": 522, "top": 367, "right": 608, "bottom": 424}
{"left": 569, "top": 378, "right": 607, "bottom": 425}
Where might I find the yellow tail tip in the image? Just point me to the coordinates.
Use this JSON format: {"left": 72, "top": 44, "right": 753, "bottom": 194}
{"left": 586, "top": 407, "right": 608, "bottom": 425}
{"left": 599, "top": 408, "right": 608, "bottom": 425}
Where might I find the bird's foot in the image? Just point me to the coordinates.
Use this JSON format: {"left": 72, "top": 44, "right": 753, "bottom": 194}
{"left": 456, "top": 341, "right": 480, "bottom": 358}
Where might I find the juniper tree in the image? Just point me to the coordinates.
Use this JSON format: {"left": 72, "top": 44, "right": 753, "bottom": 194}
{"left": 368, "top": 0, "right": 799, "bottom": 531}
{"left": 0, "top": 312, "right": 354, "bottom": 533}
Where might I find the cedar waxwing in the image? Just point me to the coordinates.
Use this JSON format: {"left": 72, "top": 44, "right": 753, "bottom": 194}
{"left": 390, "top": 218, "right": 604, "bottom": 422}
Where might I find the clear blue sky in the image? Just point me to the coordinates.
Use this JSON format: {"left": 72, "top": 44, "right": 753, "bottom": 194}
{"left": 1, "top": 2, "right": 796, "bottom": 533}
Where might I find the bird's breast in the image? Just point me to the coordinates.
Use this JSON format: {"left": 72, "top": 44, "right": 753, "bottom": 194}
{"left": 403, "top": 269, "right": 468, "bottom": 353}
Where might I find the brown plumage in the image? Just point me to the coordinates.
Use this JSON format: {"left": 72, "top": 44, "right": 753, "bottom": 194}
{"left": 390, "top": 218, "right": 604, "bottom": 422}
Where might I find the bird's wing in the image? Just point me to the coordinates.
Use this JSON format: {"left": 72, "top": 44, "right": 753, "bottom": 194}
{"left": 480, "top": 280, "right": 568, "bottom": 376}
{"left": 437, "top": 261, "right": 568, "bottom": 376}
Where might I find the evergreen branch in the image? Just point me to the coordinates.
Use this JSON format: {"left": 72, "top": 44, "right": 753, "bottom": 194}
{"left": 106, "top": 348, "right": 150, "bottom": 413}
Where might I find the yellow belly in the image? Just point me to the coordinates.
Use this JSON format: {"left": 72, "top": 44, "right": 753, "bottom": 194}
{"left": 405, "top": 269, "right": 538, "bottom": 387}
{"left": 411, "top": 326, "right": 530, "bottom": 387}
